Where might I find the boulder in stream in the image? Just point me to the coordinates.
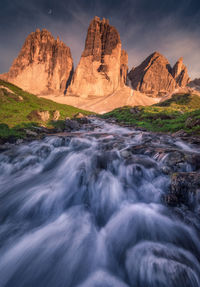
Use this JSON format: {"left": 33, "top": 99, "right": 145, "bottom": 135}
{"left": 166, "top": 172, "right": 200, "bottom": 206}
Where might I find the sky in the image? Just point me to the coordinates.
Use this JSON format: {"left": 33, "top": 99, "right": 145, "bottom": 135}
{"left": 0, "top": 0, "right": 200, "bottom": 79}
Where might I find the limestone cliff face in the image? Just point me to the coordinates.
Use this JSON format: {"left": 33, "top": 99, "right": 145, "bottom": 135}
{"left": 68, "top": 17, "right": 122, "bottom": 97}
{"left": 128, "top": 52, "right": 177, "bottom": 97}
{"left": 1, "top": 29, "right": 73, "bottom": 95}
{"left": 120, "top": 50, "right": 128, "bottom": 86}
{"left": 128, "top": 52, "right": 190, "bottom": 97}
{"left": 172, "top": 57, "right": 190, "bottom": 87}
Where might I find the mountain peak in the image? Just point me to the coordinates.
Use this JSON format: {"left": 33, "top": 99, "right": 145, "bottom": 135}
{"left": 1, "top": 29, "right": 73, "bottom": 95}
{"left": 68, "top": 17, "right": 123, "bottom": 97}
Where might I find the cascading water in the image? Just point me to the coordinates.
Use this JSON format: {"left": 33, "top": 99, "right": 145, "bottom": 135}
{"left": 0, "top": 118, "right": 200, "bottom": 287}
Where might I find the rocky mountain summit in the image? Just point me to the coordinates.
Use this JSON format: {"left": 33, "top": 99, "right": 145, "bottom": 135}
{"left": 172, "top": 57, "right": 190, "bottom": 87}
{"left": 1, "top": 29, "right": 73, "bottom": 95}
{"left": 68, "top": 16, "right": 127, "bottom": 98}
{"left": 128, "top": 52, "right": 190, "bottom": 97}
{"left": 188, "top": 78, "right": 200, "bottom": 92}
{"left": 0, "top": 17, "right": 195, "bottom": 113}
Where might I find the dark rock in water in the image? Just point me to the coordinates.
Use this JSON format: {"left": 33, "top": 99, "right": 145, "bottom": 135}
{"left": 163, "top": 150, "right": 185, "bottom": 168}
{"left": 74, "top": 113, "right": 90, "bottom": 124}
{"left": 65, "top": 118, "right": 81, "bottom": 131}
{"left": 172, "top": 130, "right": 189, "bottom": 138}
{"left": 25, "top": 129, "right": 38, "bottom": 137}
{"left": 166, "top": 172, "right": 200, "bottom": 206}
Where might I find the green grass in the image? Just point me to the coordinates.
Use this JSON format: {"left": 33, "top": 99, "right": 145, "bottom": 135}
{"left": 102, "top": 93, "right": 200, "bottom": 134}
{"left": 0, "top": 80, "right": 92, "bottom": 140}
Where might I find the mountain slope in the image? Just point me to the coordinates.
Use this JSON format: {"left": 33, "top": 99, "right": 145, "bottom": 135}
{"left": 103, "top": 93, "right": 200, "bottom": 133}
{"left": 0, "top": 80, "right": 91, "bottom": 140}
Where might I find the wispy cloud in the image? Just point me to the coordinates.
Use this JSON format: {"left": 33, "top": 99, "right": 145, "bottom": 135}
{"left": 0, "top": 0, "right": 200, "bottom": 79}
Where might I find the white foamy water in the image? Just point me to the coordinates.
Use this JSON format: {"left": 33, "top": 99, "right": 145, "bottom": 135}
{"left": 0, "top": 119, "right": 199, "bottom": 287}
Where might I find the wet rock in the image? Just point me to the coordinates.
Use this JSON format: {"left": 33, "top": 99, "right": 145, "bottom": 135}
{"left": 171, "top": 130, "right": 188, "bottom": 138}
{"left": 74, "top": 113, "right": 90, "bottom": 124}
{"left": 52, "top": 110, "right": 60, "bottom": 121}
{"left": 65, "top": 118, "right": 81, "bottom": 131}
{"left": 25, "top": 129, "right": 38, "bottom": 137}
{"left": 163, "top": 151, "right": 185, "bottom": 167}
{"left": 32, "top": 126, "right": 49, "bottom": 133}
{"left": 161, "top": 166, "right": 171, "bottom": 175}
{"left": 16, "top": 139, "right": 24, "bottom": 145}
{"left": 120, "top": 150, "right": 132, "bottom": 159}
{"left": 166, "top": 172, "right": 200, "bottom": 206}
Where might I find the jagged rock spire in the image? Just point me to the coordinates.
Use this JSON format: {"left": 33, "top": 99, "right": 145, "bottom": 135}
{"left": 68, "top": 17, "right": 125, "bottom": 97}
{"left": 1, "top": 29, "right": 73, "bottom": 95}
{"left": 172, "top": 57, "right": 190, "bottom": 87}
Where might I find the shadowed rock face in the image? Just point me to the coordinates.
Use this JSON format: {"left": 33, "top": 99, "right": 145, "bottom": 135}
{"left": 128, "top": 52, "right": 176, "bottom": 97}
{"left": 120, "top": 50, "right": 128, "bottom": 86}
{"left": 1, "top": 29, "right": 73, "bottom": 95}
{"left": 172, "top": 57, "right": 190, "bottom": 87}
{"left": 188, "top": 78, "right": 200, "bottom": 92}
{"left": 82, "top": 17, "right": 120, "bottom": 60}
{"left": 68, "top": 16, "right": 123, "bottom": 98}
{"left": 128, "top": 52, "right": 190, "bottom": 97}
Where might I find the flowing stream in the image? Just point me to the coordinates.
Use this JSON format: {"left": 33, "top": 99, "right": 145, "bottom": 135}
{"left": 0, "top": 118, "right": 200, "bottom": 287}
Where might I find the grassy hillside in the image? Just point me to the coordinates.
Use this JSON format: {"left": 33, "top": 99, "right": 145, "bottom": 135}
{"left": 0, "top": 80, "right": 92, "bottom": 140}
{"left": 102, "top": 93, "right": 200, "bottom": 134}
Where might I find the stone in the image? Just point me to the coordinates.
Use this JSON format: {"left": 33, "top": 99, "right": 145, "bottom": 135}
{"left": 25, "top": 129, "right": 38, "bottom": 137}
{"left": 65, "top": 119, "right": 80, "bottom": 131}
{"left": 16, "top": 139, "right": 24, "bottom": 144}
{"left": 68, "top": 17, "right": 123, "bottom": 98}
{"left": 0, "top": 29, "right": 73, "bottom": 96}
{"left": 74, "top": 113, "right": 90, "bottom": 124}
{"left": 28, "top": 110, "right": 50, "bottom": 121}
{"left": 74, "top": 113, "right": 85, "bottom": 119}
{"left": 172, "top": 57, "right": 190, "bottom": 87}
{"left": 120, "top": 150, "right": 132, "bottom": 158}
{"left": 166, "top": 172, "right": 200, "bottom": 206}
{"left": 130, "top": 107, "right": 141, "bottom": 115}
{"left": 18, "top": 96, "right": 23, "bottom": 101}
{"left": 52, "top": 110, "right": 60, "bottom": 121}
{"left": 185, "top": 117, "right": 200, "bottom": 128}
{"left": 128, "top": 52, "right": 177, "bottom": 97}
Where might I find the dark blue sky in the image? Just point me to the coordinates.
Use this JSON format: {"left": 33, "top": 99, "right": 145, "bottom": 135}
{"left": 0, "top": 0, "right": 200, "bottom": 78}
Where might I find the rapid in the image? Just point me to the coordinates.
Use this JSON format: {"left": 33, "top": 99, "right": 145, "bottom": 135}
{"left": 0, "top": 118, "right": 200, "bottom": 287}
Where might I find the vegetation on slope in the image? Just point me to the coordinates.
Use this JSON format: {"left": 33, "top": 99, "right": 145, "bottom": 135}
{"left": 0, "top": 80, "right": 92, "bottom": 140}
{"left": 102, "top": 93, "right": 200, "bottom": 134}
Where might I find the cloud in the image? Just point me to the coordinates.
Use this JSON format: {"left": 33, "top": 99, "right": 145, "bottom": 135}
{"left": 0, "top": 0, "right": 200, "bottom": 79}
